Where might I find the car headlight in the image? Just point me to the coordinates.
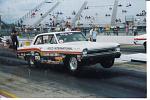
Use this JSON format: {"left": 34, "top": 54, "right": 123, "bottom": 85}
{"left": 82, "top": 49, "right": 88, "bottom": 56}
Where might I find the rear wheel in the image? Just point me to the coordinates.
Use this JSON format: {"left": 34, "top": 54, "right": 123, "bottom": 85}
{"left": 144, "top": 42, "right": 146, "bottom": 52}
{"left": 27, "top": 56, "right": 35, "bottom": 67}
{"left": 27, "top": 56, "right": 41, "bottom": 68}
{"left": 100, "top": 58, "right": 114, "bottom": 68}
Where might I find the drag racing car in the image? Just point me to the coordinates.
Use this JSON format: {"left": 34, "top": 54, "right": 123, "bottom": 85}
{"left": 134, "top": 34, "right": 146, "bottom": 52}
{"left": 17, "top": 31, "right": 121, "bottom": 74}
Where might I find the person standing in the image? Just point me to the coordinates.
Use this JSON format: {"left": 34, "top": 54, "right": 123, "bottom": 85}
{"left": 133, "top": 26, "right": 138, "bottom": 36}
{"left": 65, "top": 25, "right": 72, "bottom": 31}
{"left": 89, "top": 27, "right": 94, "bottom": 41}
{"left": 114, "top": 26, "right": 119, "bottom": 36}
{"left": 125, "top": 24, "right": 129, "bottom": 35}
{"left": 105, "top": 25, "right": 110, "bottom": 35}
{"left": 11, "top": 30, "right": 19, "bottom": 50}
{"left": 128, "top": 24, "right": 133, "bottom": 35}
{"left": 91, "top": 27, "right": 98, "bottom": 42}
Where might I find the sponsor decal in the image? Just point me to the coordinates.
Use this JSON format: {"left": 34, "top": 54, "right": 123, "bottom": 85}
{"left": 47, "top": 47, "right": 73, "bottom": 51}
{"left": 18, "top": 47, "right": 82, "bottom": 55}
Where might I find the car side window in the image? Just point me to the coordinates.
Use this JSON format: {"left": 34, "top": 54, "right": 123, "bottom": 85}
{"left": 34, "top": 36, "right": 43, "bottom": 45}
{"left": 50, "top": 35, "right": 57, "bottom": 44}
{"left": 43, "top": 35, "right": 50, "bottom": 44}
{"left": 48, "top": 35, "right": 57, "bottom": 44}
{"left": 34, "top": 34, "right": 57, "bottom": 45}
{"left": 43, "top": 35, "right": 56, "bottom": 44}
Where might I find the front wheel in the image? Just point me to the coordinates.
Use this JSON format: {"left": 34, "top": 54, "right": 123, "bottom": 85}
{"left": 100, "top": 58, "right": 114, "bottom": 68}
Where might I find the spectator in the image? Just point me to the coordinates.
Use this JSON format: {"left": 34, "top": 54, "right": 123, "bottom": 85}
{"left": 112, "top": 26, "right": 115, "bottom": 35}
{"left": 128, "top": 24, "right": 133, "bottom": 35}
{"left": 89, "top": 27, "right": 94, "bottom": 41}
{"left": 105, "top": 25, "right": 110, "bottom": 35}
{"left": 65, "top": 25, "right": 72, "bottom": 31}
{"left": 99, "top": 27, "right": 103, "bottom": 33}
{"left": 114, "top": 26, "right": 119, "bottom": 36}
{"left": 11, "top": 30, "right": 19, "bottom": 50}
{"left": 133, "top": 26, "right": 138, "bottom": 36}
{"left": 125, "top": 24, "right": 129, "bottom": 35}
{"left": 55, "top": 24, "right": 61, "bottom": 32}
{"left": 91, "top": 27, "right": 98, "bottom": 42}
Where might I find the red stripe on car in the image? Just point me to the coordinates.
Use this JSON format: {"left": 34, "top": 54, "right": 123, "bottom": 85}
{"left": 134, "top": 38, "right": 146, "bottom": 40}
{"left": 17, "top": 48, "right": 82, "bottom": 55}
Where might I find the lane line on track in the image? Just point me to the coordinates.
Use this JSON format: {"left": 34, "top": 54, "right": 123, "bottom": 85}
{"left": 0, "top": 90, "right": 17, "bottom": 98}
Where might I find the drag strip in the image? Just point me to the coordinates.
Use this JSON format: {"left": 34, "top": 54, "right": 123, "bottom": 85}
{"left": 120, "top": 45, "right": 145, "bottom": 53}
{"left": 0, "top": 45, "right": 147, "bottom": 98}
{"left": 0, "top": 63, "right": 146, "bottom": 98}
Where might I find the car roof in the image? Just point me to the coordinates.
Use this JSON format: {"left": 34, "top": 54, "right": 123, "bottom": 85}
{"left": 37, "top": 31, "right": 81, "bottom": 36}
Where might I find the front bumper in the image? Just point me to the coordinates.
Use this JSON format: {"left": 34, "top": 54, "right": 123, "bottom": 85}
{"left": 80, "top": 52, "right": 121, "bottom": 64}
{"left": 82, "top": 52, "right": 121, "bottom": 59}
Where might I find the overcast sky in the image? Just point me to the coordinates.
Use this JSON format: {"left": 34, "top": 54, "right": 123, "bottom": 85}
{"left": 0, "top": 0, "right": 146, "bottom": 23}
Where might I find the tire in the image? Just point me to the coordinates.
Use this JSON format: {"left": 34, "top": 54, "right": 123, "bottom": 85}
{"left": 27, "top": 56, "right": 41, "bottom": 68}
{"left": 144, "top": 42, "right": 146, "bottom": 52}
{"left": 100, "top": 58, "right": 114, "bottom": 68}
{"left": 27, "top": 56, "right": 35, "bottom": 67}
{"left": 65, "top": 56, "right": 80, "bottom": 75}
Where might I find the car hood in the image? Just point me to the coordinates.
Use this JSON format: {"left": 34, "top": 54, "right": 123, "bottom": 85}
{"left": 62, "top": 41, "right": 120, "bottom": 50}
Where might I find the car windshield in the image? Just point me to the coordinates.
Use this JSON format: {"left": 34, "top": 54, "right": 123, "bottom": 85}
{"left": 56, "top": 32, "right": 87, "bottom": 43}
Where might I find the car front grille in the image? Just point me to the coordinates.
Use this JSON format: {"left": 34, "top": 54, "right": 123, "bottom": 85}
{"left": 87, "top": 48, "right": 116, "bottom": 54}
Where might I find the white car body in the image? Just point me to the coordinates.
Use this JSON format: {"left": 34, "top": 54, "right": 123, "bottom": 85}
{"left": 17, "top": 31, "right": 121, "bottom": 74}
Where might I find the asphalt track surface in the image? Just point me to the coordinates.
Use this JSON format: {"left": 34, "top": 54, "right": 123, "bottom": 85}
{"left": 0, "top": 63, "right": 147, "bottom": 98}
{"left": 0, "top": 45, "right": 147, "bottom": 98}
{"left": 120, "top": 45, "right": 145, "bottom": 53}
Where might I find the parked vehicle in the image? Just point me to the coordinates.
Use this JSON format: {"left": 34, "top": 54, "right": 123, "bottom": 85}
{"left": 17, "top": 31, "right": 121, "bottom": 74}
{"left": 0, "top": 36, "right": 12, "bottom": 47}
{"left": 0, "top": 36, "right": 5, "bottom": 43}
{"left": 134, "top": 34, "right": 146, "bottom": 52}
{"left": 0, "top": 37, "right": 2, "bottom": 43}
